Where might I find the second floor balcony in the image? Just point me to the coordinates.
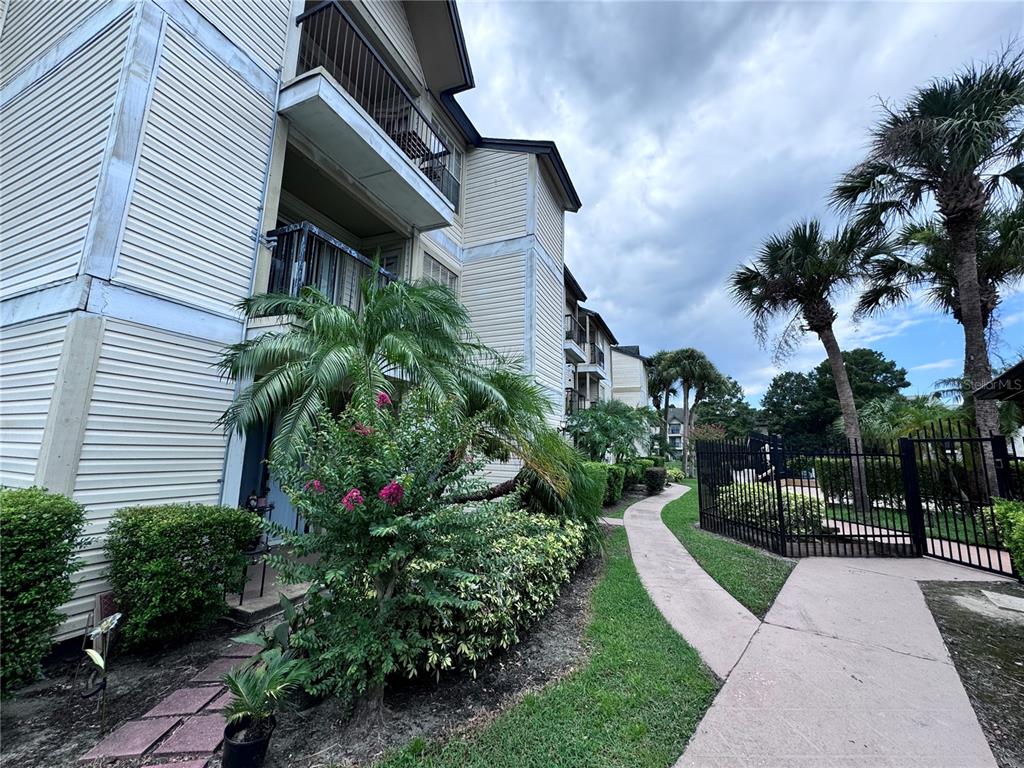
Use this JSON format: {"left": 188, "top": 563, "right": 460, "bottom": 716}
{"left": 563, "top": 314, "right": 585, "bottom": 363}
{"left": 278, "top": 1, "right": 456, "bottom": 232}
{"left": 266, "top": 221, "right": 395, "bottom": 311}
{"left": 565, "top": 388, "right": 587, "bottom": 415}
{"left": 578, "top": 343, "right": 607, "bottom": 379}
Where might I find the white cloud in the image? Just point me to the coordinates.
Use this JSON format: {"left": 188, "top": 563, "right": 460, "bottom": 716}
{"left": 911, "top": 358, "right": 960, "bottom": 372}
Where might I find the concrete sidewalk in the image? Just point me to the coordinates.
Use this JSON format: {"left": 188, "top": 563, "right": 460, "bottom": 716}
{"left": 623, "top": 483, "right": 760, "bottom": 679}
{"left": 677, "top": 557, "right": 1009, "bottom": 768}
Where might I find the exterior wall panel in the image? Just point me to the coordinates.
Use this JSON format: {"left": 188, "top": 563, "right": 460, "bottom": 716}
{"left": 184, "top": 0, "right": 290, "bottom": 75}
{"left": 361, "top": 0, "right": 424, "bottom": 86}
{"left": 0, "top": 315, "right": 69, "bottom": 488}
{"left": 114, "top": 24, "right": 276, "bottom": 317}
{"left": 63, "top": 319, "right": 234, "bottom": 639}
{"left": 462, "top": 150, "right": 529, "bottom": 248}
{"left": 535, "top": 171, "right": 564, "bottom": 262}
{"left": 0, "top": 14, "right": 130, "bottom": 300}
{"left": 534, "top": 257, "right": 564, "bottom": 423}
{"left": 459, "top": 253, "right": 525, "bottom": 358}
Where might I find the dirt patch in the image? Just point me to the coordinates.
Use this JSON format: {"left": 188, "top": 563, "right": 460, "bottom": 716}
{"left": 921, "top": 580, "right": 1024, "bottom": 768}
{"left": 0, "top": 625, "right": 242, "bottom": 767}
{"left": 264, "top": 553, "right": 604, "bottom": 767}
{"left": 0, "top": 554, "right": 603, "bottom": 768}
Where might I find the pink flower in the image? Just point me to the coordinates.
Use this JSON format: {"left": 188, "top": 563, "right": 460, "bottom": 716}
{"left": 376, "top": 391, "right": 392, "bottom": 408}
{"left": 378, "top": 480, "right": 404, "bottom": 506}
{"left": 352, "top": 422, "right": 374, "bottom": 436}
{"left": 342, "top": 488, "right": 364, "bottom": 512}
{"left": 304, "top": 479, "right": 325, "bottom": 494}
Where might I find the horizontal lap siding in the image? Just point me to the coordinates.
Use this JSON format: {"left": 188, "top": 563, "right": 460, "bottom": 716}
{"left": 535, "top": 260, "right": 565, "bottom": 425}
{"left": 0, "top": 14, "right": 129, "bottom": 300}
{"left": 0, "top": 0, "right": 115, "bottom": 85}
{"left": 535, "top": 171, "right": 564, "bottom": 261}
{"left": 114, "top": 24, "right": 275, "bottom": 317}
{"left": 462, "top": 150, "right": 528, "bottom": 248}
{"left": 61, "top": 319, "right": 235, "bottom": 639}
{"left": 460, "top": 254, "right": 525, "bottom": 359}
{"left": 184, "top": 0, "right": 290, "bottom": 75}
{"left": 0, "top": 316, "right": 69, "bottom": 487}
{"left": 361, "top": 0, "right": 424, "bottom": 85}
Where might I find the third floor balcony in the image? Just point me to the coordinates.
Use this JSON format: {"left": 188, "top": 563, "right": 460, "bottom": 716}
{"left": 278, "top": 1, "right": 457, "bottom": 232}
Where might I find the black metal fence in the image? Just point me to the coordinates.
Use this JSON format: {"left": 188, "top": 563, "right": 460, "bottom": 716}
{"left": 696, "top": 424, "right": 1019, "bottom": 576}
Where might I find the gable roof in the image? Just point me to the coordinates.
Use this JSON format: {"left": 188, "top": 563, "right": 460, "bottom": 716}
{"left": 612, "top": 345, "right": 648, "bottom": 363}
{"left": 580, "top": 307, "right": 618, "bottom": 345}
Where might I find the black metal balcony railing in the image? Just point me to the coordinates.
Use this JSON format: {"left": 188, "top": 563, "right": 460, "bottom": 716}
{"left": 296, "top": 1, "right": 460, "bottom": 209}
{"left": 564, "top": 314, "right": 585, "bottom": 346}
{"left": 565, "top": 388, "right": 587, "bottom": 415}
{"left": 266, "top": 221, "right": 394, "bottom": 309}
{"left": 589, "top": 345, "right": 605, "bottom": 369}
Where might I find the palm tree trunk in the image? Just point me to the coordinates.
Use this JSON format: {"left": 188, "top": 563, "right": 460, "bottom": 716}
{"left": 817, "top": 324, "right": 870, "bottom": 515}
{"left": 662, "top": 394, "right": 671, "bottom": 456}
{"left": 681, "top": 383, "right": 691, "bottom": 475}
{"left": 948, "top": 214, "right": 999, "bottom": 490}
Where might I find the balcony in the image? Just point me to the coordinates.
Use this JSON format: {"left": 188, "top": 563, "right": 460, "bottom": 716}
{"left": 279, "top": 1, "right": 456, "bottom": 231}
{"left": 564, "top": 388, "right": 587, "bottom": 415}
{"left": 266, "top": 221, "right": 394, "bottom": 310}
{"left": 563, "top": 314, "right": 585, "bottom": 363}
{"left": 578, "top": 344, "right": 607, "bottom": 379}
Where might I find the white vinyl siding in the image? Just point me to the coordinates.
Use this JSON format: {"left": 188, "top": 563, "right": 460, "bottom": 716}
{"left": 361, "top": 0, "right": 424, "bottom": 86}
{"left": 462, "top": 150, "right": 529, "bottom": 248}
{"left": 535, "top": 170, "right": 564, "bottom": 261}
{"left": 184, "top": 0, "right": 290, "bottom": 75}
{"left": 0, "top": 14, "right": 130, "bottom": 300}
{"left": 611, "top": 351, "right": 648, "bottom": 408}
{"left": 114, "top": 24, "right": 276, "bottom": 317}
{"left": 534, "top": 261, "right": 564, "bottom": 422}
{"left": 459, "top": 254, "right": 525, "bottom": 359}
{"left": 0, "top": 315, "right": 69, "bottom": 488}
{"left": 62, "top": 319, "right": 234, "bottom": 639}
{"left": 0, "top": 0, "right": 115, "bottom": 85}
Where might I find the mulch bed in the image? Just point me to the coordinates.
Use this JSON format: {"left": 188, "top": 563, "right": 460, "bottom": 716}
{"left": 0, "top": 554, "right": 604, "bottom": 768}
{"left": 921, "top": 579, "right": 1024, "bottom": 768}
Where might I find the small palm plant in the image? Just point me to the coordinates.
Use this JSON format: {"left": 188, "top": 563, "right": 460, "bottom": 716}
{"left": 222, "top": 649, "right": 312, "bottom": 744}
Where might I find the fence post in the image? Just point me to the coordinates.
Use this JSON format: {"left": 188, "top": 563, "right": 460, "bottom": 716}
{"left": 990, "top": 435, "right": 1011, "bottom": 499}
{"left": 899, "top": 437, "right": 926, "bottom": 557}
{"left": 770, "top": 435, "right": 787, "bottom": 557}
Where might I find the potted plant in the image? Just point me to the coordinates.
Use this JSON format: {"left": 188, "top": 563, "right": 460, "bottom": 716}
{"left": 221, "top": 648, "right": 311, "bottom": 768}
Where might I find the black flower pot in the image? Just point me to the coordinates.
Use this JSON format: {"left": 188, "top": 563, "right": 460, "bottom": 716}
{"left": 222, "top": 716, "right": 275, "bottom": 768}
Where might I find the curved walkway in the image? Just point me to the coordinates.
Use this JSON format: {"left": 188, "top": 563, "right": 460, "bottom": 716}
{"left": 623, "top": 483, "right": 759, "bottom": 679}
{"left": 621, "top": 483, "right": 1008, "bottom": 768}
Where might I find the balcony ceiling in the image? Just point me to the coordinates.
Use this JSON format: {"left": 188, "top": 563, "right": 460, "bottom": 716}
{"left": 279, "top": 71, "right": 455, "bottom": 232}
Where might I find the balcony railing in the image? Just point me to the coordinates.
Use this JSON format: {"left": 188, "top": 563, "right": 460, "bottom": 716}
{"left": 564, "top": 314, "right": 585, "bottom": 346}
{"left": 589, "top": 345, "right": 605, "bottom": 369}
{"left": 266, "top": 221, "right": 394, "bottom": 309}
{"left": 295, "top": 1, "right": 459, "bottom": 209}
{"left": 565, "top": 388, "right": 587, "bottom": 415}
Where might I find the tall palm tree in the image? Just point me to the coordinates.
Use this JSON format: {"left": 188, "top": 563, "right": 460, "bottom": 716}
{"left": 858, "top": 201, "right": 1024, "bottom": 337}
{"left": 730, "top": 220, "right": 887, "bottom": 513}
{"left": 219, "top": 278, "right": 547, "bottom": 462}
{"left": 648, "top": 350, "right": 681, "bottom": 452}
{"left": 832, "top": 48, "right": 1024, "bottom": 439}
{"left": 673, "top": 348, "right": 722, "bottom": 475}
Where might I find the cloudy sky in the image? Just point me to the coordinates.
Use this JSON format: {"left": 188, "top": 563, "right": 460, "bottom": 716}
{"left": 453, "top": 0, "right": 1024, "bottom": 405}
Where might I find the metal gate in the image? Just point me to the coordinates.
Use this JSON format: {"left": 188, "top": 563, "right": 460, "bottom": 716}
{"left": 695, "top": 426, "right": 1018, "bottom": 577}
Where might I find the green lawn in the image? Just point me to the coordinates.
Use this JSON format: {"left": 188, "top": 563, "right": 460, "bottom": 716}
{"left": 375, "top": 528, "right": 719, "bottom": 768}
{"left": 828, "top": 503, "right": 1001, "bottom": 548}
{"left": 662, "top": 480, "right": 793, "bottom": 619}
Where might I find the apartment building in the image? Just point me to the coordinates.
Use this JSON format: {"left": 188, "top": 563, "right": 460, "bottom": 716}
{"left": 610, "top": 345, "right": 650, "bottom": 408}
{"left": 0, "top": 0, "right": 581, "bottom": 638}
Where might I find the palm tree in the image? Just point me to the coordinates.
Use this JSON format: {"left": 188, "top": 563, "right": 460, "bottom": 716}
{"left": 219, "top": 278, "right": 548, "bottom": 464}
{"left": 832, "top": 48, "right": 1024, "bottom": 440}
{"left": 730, "top": 220, "right": 887, "bottom": 513}
{"left": 648, "top": 350, "right": 681, "bottom": 452}
{"left": 673, "top": 349, "right": 722, "bottom": 475}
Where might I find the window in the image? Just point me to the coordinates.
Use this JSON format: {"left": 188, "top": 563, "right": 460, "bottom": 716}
{"left": 423, "top": 254, "right": 458, "bottom": 293}
{"left": 428, "top": 119, "right": 463, "bottom": 211}
{"left": 669, "top": 423, "right": 681, "bottom": 435}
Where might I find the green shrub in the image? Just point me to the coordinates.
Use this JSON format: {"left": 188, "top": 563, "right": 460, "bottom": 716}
{"left": 583, "top": 462, "right": 610, "bottom": 513}
{"left": 715, "top": 483, "right": 824, "bottom": 534}
{"left": 994, "top": 498, "right": 1024, "bottom": 573}
{"left": 637, "top": 458, "right": 655, "bottom": 473}
{"left": 813, "top": 457, "right": 903, "bottom": 504}
{"left": 644, "top": 466, "right": 667, "bottom": 495}
{"left": 107, "top": 503, "right": 261, "bottom": 648}
{"left": 0, "top": 487, "right": 85, "bottom": 692}
{"left": 645, "top": 455, "right": 666, "bottom": 468}
{"left": 605, "top": 464, "right": 626, "bottom": 505}
{"left": 666, "top": 467, "right": 685, "bottom": 484}
{"left": 622, "top": 461, "right": 644, "bottom": 487}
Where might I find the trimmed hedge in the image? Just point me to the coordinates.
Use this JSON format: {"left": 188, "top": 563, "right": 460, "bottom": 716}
{"left": 716, "top": 483, "right": 824, "bottom": 534}
{"left": 994, "top": 498, "right": 1024, "bottom": 574}
{"left": 644, "top": 466, "right": 667, "bottom": 495}
{"left": 107, "top": 504, "right": 262, "bottom": 648}
{"left": 581, "top": 462, "right": 609, "bottom": 516}
{"left": 645, "top": 455, "right": 666, "bottom": 468}
{"left": 605, "top": 464, "right": 626, "bottom": 505}
{"left": 813, "top": 456, "right": 975, "bottom": 505}
{"left": 0, "top": 487, "right": 86, "bottom": 692}
{"left": 622, "top": 461, "right": 645, "bottom": 487}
